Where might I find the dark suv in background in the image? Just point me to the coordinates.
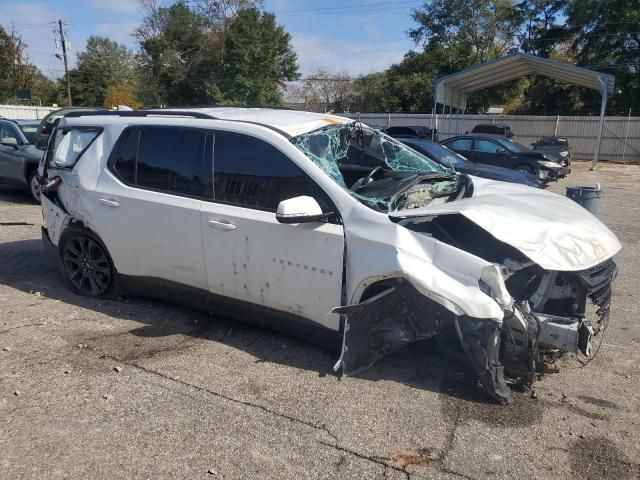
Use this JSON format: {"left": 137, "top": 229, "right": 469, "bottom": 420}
{"left": 441, "top": 133, "right": 570, "bottom": 183}
{"left": 470, "top": 123, "right": 515, "bottom": 138}
{"left": 382, "top": 125, "right": 439, "bottom": 142}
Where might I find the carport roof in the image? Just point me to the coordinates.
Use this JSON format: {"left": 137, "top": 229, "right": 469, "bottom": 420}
{"left": 433, "top": 53, "right": 615, "bottom": 110}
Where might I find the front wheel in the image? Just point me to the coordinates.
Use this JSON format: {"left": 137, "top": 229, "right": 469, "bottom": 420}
{"left": 28, "top": 170, "right": 41, "bottom": 203}
{"left": 59, "top": 228, "right": 119, "bottom": 298}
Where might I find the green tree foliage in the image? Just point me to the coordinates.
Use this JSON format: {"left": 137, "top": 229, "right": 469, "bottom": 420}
{"left": 0, "top": 25, "right": 56, "bottom": 105}
{"left": 348, "top": 0, "right": 524, "bottom": 113}
{"left": 135, "top": 1, "right": 296, "bottom": 106}
{"left": 69, "top": 36, "right": 138, "bottom": 107}
{"left": 221, "top": 8, "right": 299, "bottom": 104}
{"left": 348, "top": 0, "right": 639, "bottom": 114}
{"left": 566, "top": 0, "right": 640, "bottom": 113}
{"left": 136, "top": 1, "right": 219, "bottom": 105}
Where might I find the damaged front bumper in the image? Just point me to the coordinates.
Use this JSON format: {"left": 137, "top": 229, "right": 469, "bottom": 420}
{"left": 334, "top": 259, "right": 617, "bottom": 405}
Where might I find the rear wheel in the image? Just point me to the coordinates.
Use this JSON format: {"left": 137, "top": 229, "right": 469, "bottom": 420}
{"left": 28, "top": 170, "right": 41, "bottom": 203}
{"left": 59, "top": 228, "right": 119, "bottom": 298}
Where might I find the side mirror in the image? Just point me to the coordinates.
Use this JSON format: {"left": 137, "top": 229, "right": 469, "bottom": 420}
{"left": 1, "top": 137, "right": 18, "bottom": 148}
{"left": 276, "top": 196, "right": 332, "bottom": 224}
{"left": 496, "top": 147, "right": 507, "bottom": 154}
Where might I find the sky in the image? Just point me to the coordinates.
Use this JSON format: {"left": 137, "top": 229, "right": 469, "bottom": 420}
{"left": 0, "top": 0, "right": 422, "bottom": 80}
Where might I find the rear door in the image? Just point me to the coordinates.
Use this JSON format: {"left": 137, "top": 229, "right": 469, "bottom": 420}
{"left": 92, "top": 126, "right": 211, "bottom": 290}
{"left": 200, "top": 130, "right": 345, "bottom": 330}
{"left": 445, "top": 137, "right": 476, "bottom": 162}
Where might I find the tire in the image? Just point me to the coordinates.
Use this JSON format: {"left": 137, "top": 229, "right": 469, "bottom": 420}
{"left": 515, "top": 165, "right": 534, "bottom": 175}
{"left": 58, "top": 226, "right": 121, "bottom": 299}
{"left": 27, "top": 170, "right": 41, "bottom": 203}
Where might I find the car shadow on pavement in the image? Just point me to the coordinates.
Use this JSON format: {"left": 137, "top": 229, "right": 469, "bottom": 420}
{"left": 0, "top": 237, "right": 494, "bottom": 405}
{"left": 0, "top": 184, "right": 35, "bottom": 205}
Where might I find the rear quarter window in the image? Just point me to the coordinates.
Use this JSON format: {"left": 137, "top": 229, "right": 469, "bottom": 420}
{"left": 48, "top": 127, "right": 102, "bottom": 169}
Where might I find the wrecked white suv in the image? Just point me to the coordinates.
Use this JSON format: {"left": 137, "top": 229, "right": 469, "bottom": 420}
{"left": 39, "top": 108, "right": 620, "bottom": 404}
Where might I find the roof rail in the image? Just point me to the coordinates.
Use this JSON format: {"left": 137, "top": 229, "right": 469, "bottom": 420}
{"left": 144, "top": 104, "right": 294, "bottom": 111}
{"left": 63, "top": 110, "right": 218, "bottom": 119}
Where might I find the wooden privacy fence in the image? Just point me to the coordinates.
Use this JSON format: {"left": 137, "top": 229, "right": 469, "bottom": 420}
{"left": 347, "top": 113, "right": 640, "bottom": 163}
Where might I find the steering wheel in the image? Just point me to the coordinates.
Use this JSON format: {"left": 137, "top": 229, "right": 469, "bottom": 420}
{"left": 357, "top": 166, "right": 385, "bottom": 190}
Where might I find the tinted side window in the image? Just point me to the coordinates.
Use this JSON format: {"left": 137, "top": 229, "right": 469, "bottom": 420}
{"left": 112, "top": 128, "right": 140, "bottom": 184}
{"left": 213, "top": 131, "right": 323, "bottom": 211}
{"left": 475, "top": 139, "right": 500, "bottom": 153}
{"left": 447, "top": 138, "right": 473, "bottom": 151}
{"left": 136, "top": 127, "right": 211, "bottom": 198}
{"left": 0, "top": 122, "right": 22, "bottom": 143}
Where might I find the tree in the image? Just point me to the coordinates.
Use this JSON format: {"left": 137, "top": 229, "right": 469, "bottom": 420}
{"left": 135, "top": 0, "right": 264, "bottom": 106}
{"left": 136, "top": 1, "right": 218, "bottom": 105}
{"left": 566, "top": 0, "right": 640, "bottom": 113}
{"left": 220, "top": 7, "right": 299, "bottom": 104}
{"left": 289, "top": 69, "right": 353, "bottom": 112}
{"left": 409, "top": 0, "right": 521, "bottom": 69}
{"left": 69, "top": 36, "right": 138, "bottom": 107}
{"left": 0, "top": 25, "right": 57, "bottom": 105}
{"left": 103, "top": 83, "right": 142, "bottom": 109}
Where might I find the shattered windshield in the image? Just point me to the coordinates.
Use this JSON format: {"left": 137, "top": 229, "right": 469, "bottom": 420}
{"left": 292, "top": 122, "right": 459, "bottom": 212}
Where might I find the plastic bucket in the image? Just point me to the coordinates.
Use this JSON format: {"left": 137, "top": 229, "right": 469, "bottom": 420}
{"left": 566, "top": 184, "right": 602, "bottom": 216}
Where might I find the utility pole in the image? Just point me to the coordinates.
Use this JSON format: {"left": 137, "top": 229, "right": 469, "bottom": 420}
{"left": 57, "top": 20, "right": 72, "bottom": 106}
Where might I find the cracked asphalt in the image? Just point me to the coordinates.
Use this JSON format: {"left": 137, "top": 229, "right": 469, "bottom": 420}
{"left": 1, "top": 161, "right": 640, "bottom": 479}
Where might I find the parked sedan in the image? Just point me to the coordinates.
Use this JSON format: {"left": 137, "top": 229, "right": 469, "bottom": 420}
{"left": 441, "top": 134, "right": 570, "bottom": 183}
{"left": 396, "top": 137, "right": 542, "bottom": 188}
{"left": 0, "top": 118, "right": 44, "bottom": 201}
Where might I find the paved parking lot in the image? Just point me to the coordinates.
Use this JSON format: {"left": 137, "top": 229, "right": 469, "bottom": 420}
{"left": 1, "top": 162, "right": 640, "bottom": 479}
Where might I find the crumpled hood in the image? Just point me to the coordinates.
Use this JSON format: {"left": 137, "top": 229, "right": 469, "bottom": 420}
{"left": 390, "top": 176, "right": 621, "bottom": 271}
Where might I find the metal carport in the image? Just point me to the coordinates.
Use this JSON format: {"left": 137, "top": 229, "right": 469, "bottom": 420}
{"left": 432, "top": 53, "right": 615, "bottom": 168}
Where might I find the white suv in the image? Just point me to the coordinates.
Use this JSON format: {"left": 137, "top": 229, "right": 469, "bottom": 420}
{"left": 40, "top": 108, "right": 620, "bottom": 404}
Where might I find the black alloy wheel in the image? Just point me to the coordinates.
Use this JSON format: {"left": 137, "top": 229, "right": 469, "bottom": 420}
{"left": 61, "top": 235, "right": 113, "bottom": 296}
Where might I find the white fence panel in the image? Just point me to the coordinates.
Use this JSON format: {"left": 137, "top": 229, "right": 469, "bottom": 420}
{"left": 0, "top": 105, "right": 56, "bottom": 120}
{"left": 347, "top": 113, "right": 640, "bottom": 163}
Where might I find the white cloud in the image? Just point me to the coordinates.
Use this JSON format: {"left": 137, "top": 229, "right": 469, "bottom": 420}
{"left": 96, "top": 22, "right": 139, "bottom": 48}
{"left": 86, "top": 0, "right": 145, "bottom": 12}
{"left": 291, "top": 33, "right": 411, "bottom": 77}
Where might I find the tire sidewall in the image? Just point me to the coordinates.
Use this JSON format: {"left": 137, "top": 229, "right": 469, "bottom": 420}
{"left": 28, "top": 170, "right": 41, "bottom": 203}
{"left": 58, "top": 226, "right": 121, "bottom": 299}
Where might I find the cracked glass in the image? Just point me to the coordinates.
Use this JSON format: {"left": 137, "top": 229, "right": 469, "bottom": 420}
{"left": 292, "top": 122, "right": 458, "bottom": 212}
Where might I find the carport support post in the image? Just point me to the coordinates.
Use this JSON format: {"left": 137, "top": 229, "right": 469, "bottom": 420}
{"left": 592, "top": 79, "right": 608, "bottom": 170}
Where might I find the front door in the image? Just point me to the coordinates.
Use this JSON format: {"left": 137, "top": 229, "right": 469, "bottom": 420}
{"left": 0, "top": 122, "right": 26, "bottom": 182}
{"left": 200, "top": 130, "right": 345, "bottom": 329}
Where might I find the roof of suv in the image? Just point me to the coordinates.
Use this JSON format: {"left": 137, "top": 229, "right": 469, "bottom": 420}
{"left": 153, "top": 107, "right": 352, "bottom": 137}
{"left": 63, "top": 107, "right": 352, "bottom": 138}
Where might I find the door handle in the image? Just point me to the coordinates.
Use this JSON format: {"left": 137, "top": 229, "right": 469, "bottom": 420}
{"left": 208, "top": 219, "right": 237, "bottom": 230}
{"left": 99, "top": 198, "right": 120, "bottom": 208}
